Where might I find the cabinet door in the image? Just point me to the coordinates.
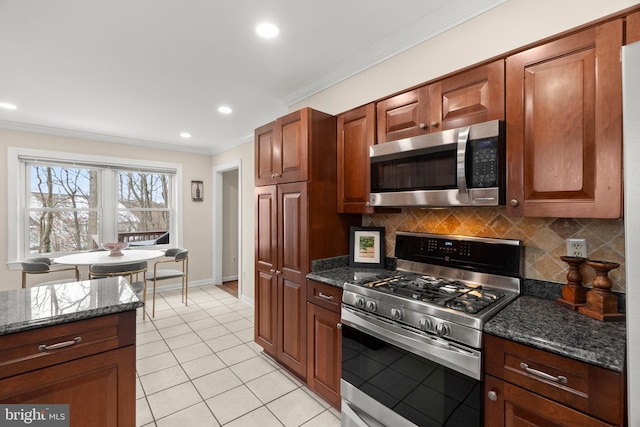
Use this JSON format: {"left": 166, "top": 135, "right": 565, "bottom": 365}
{"left": 255, "top": 121, "right": 278, "bottom": 186}
{"left": 377, "top": 85, "right": 430, "bottom": 143}
{"left": 0, "top": 346, "right": 136, "bottom": 427}
{"left": 307, "top": 302, "right": 341, "bottom": 409}
{"left": 279, "top": 109, "right": 309, "bottom": 184}
{"left": 276, "top": 182, "right": 308, "bottom": 378}
{"left": 485, "top": 375, "right": 614, "bottom": 427}
{"left": 506, "top": 20, "right": 623, "bottom": 218}
{"left": 431, "top": 60, "right": 505, "bottom": 131}
{"left": 627, "top": 11, "right": 640, "bottom": 44}
{"left": 254, "top": 185, "right": 278, "bottom": 355}
{"left": 337, "top": 103, "right": 376, "bottom": 213}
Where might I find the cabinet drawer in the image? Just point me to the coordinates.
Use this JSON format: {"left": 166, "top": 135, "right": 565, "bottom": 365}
{"left": 307, "top": 280, "right": 342, "bottom": 313}
{"left": 0, "top": 311, "right": 135, "bottom": 380}
{"left": 484, "top": 334, "right": 624, "bottom": 425}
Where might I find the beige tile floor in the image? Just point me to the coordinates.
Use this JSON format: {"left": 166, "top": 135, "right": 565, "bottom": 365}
{"left": 135, "top": 284, "right": 341, "bottom": 427}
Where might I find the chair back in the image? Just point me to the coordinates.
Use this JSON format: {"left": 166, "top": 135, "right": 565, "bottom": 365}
{"left": 165, "top": 248, "right": 188, "bottom": 260}
{"left": 90, "top": 260, "right": 148, "bottom": 277}
{"left": 21, "top": 257, "right": 79, "bottom": 288}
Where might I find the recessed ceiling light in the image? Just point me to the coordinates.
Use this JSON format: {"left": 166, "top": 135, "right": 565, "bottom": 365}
{"left": 180, "top": 132, "right": 191, "bottom": 138}
{"left": 218, "top": 106, "right": 233, "bottom": 114}
{"left": 256, "top": 22, "right": 279, "bottom": 39}
{"left": 0, "top": 102, "right": 18, "bottom": 110}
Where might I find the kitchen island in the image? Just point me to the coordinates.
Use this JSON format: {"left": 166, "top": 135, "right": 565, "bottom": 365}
{"left": 0, "top": 277, "right": 142, "bottom": 427}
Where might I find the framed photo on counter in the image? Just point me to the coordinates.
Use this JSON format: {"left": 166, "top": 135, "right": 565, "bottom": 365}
{"left": 349, "top": 226, "right": 385, "bottom": 268}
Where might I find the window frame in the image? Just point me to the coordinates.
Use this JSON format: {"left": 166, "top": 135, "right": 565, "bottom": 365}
{"left": 7, "top": 147, "right": 183, "bottom": 267}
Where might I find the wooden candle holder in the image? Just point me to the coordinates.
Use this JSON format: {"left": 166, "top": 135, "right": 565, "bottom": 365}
{"left": 555, "top": 256, "right": 587, "bottom": 310}
{"left": 578, "top": 260, "right": 625, "bottom": 322}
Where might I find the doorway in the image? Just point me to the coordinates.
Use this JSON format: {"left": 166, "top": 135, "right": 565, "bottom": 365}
{"left": 213, "top": 160, "right": 242, "bottom": 299}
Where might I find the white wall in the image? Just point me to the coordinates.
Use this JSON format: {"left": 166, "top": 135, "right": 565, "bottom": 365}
{"left": 0, "top": 128, "right": 214, "bottom": 291}
{"left": 291, "top": 0, "right": 640, "bottom": 115}
{"left": 623, "top": 41, "right": 640, "bottom": 427}
{"left": 210, "top": 139, "right": 254, "bottom": 302}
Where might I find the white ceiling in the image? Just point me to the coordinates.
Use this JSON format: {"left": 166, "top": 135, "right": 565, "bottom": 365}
{"left": 0, "top": 0, "right": 506, "bottom": 154}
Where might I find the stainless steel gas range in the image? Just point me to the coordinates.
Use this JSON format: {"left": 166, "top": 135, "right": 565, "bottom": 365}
{"left": 340, "top": 231, "right": 522, "bottom": 427}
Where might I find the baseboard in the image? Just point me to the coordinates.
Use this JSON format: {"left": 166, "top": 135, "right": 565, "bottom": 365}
{"left": 222, "top": 275, "right": 239, "bottom": 282}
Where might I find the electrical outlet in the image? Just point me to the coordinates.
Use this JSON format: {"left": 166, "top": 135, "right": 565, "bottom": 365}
{"left": 567, "top": 238, "right": 587, "bottom": 258}
{"left": 232, "top": 256, "right": 237, "bottom": 263}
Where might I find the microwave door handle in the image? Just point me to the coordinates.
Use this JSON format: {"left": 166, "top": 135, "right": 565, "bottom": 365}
{"left": 456, "top": 126, "right": 471, "bottom": 204}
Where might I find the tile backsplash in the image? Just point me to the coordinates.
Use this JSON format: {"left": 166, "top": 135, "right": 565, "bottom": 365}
{"left": 362, "top": 207, "right": 626, "bottom": 292}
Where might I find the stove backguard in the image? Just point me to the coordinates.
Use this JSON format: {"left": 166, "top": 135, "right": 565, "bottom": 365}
{"left": 394, "top": 232, "right": 522, "bottom": 279}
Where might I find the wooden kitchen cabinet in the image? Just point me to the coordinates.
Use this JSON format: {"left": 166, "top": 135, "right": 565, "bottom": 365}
{"left": 484, "top": 334, "right": 625, "bottom": 426}
{"left": 0, "top": 311, "right": 136, "bottom": 427}
{"left": 255, "top": 182, "right": 308, "bottom": 377}
{"left": 337, "top": 103, "right": 376, "bottom": 214}
{"left": 376, "top": 60, "right": 505, "bottom": 143}
{"left": 306, "top": 280, "right": 342, "bottom": 409}
{"left": 505, "top": 19, "right": 623, "bottom": 218}
{"left": 254, "top": 107, "right": 358, "bottom": 381}
{"left": 627, "top": 11, "right": 640, "bottom": 44}
{"left": 255, "top": 108, "right": 310, "bottom": 186}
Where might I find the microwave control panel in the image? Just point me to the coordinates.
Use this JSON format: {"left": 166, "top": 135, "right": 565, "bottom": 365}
{"left": 469, "top": 137, "right": 500, "bottom": 188}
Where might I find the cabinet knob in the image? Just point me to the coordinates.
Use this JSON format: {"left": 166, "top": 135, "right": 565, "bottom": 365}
{"left": 270, "top": 269, "right": 275, "bottom": 274}
{"left": 509, "top": 199, "right": 519, "bottom": 207}
{"left": 430, "top": 121, "right": 439, "bottom": 129}
{"left": 336, "top": 323, "right": 342, "bottom": 330}
{"left": 419, "top": 123, "right": 427, "bottom": 129}
{"left": 487, "top": 390, "right": 498, "bottom": 401}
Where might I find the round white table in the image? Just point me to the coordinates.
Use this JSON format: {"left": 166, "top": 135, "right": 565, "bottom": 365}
{"left": 54, "top": 249, "right": 165, "bottom": 266}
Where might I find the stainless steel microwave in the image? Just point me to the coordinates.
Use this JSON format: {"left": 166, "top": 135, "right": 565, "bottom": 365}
{"left": 369, "top": 119, "right": 505, "bottom": 207}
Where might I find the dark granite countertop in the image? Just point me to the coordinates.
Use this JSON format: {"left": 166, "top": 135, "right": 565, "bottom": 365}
{"left": 0, "top": 277, "right": 143, "bottom": 336}
{"left": 307, "top": 255, "right": 396, "bottom": 288}
{"left": 484, "top": 296, "right": 626, "bottom": 372}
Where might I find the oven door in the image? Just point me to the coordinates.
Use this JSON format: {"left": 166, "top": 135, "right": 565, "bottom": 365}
{"left": 340, "top": 305, "right": 482, "bottom": 427}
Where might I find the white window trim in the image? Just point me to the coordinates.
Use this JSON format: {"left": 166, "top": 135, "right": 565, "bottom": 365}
{"left": 7, "top": 147, "right": 183, "bottom": 269}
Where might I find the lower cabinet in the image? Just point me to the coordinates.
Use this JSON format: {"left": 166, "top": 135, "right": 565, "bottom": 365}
{"left": 484, "top": 334, "right": 624, "bottom": 427}
{"left": 0, "top": 311, "right": 137, "bottom": 427}
{"left": 306, "top": 280, "right": 342, "bottom": 409}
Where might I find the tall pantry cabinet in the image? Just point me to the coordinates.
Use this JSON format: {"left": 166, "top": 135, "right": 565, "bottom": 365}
{"left": 254, "top": 107, "right": 357, "bottom": 379}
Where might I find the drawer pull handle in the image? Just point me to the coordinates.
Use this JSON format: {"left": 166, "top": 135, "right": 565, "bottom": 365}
{"left": 520, "top": 362, "right": 567, "bottom": 384}
{"left": 38, "top": 336, "right": 82, "bottom": 352}
{"left": 318, "top": 292, "right": 334, "bottom": 301}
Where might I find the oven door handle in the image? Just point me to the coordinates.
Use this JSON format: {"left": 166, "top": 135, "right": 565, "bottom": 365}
{"left": 341, "top": 398, "right": 385, "bottom": 427}
{"left": 341, "top": 305, "right": 481, "bottom": 380}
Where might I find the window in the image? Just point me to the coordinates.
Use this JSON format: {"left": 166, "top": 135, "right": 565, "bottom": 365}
{"left": 8, "top": 148, "right": 183, "bottom": 262}
{"left": 117, "top": 171, "right": 172, "bottom": 246}
{"left": 27, "top": 164, "right": 100, "bottom": 253}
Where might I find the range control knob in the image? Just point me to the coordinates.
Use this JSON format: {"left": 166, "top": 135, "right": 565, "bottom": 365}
{"left": 419, "top": 317, "right": 433, "bottom": 331}
{"left": 391, "top": 308, "right": 403, "bottom": 320}
{"left": 436, "top": 323, "right": 451, "bottom": 337}
{"left": 355, "top": 297, "right": 365, "bottom": 309}
{"left": 366, "top": 300, "right": 378, "bottom": 312}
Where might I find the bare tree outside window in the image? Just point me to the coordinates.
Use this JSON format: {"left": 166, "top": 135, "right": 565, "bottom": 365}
{"left": 28, "top": 165, "right": 99, "bottom": 253}
{"left": 117, "top": 172, "right": 171, "bottom": 245}
{"left": 26, "top": 164, "right": 174, "bottom": 254}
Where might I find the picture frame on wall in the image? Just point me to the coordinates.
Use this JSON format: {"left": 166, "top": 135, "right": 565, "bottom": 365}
{"left": 191, "top": 180, "right": 204, "bottom": 201}
{"left": 349, "top": 226, "right": 385, "bottom": 268}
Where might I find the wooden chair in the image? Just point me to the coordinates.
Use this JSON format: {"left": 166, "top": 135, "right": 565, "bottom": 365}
{"left": 145, "top": 248, "right": 188, "bottom": 317}
{"left": 90, "top": 260, "right": 148, "bottom": 319}
{"left": 21, "top": 257, "right": 80, "bottom": 288}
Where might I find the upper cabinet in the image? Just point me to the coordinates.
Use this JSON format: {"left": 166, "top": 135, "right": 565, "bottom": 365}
{"left": 337, "top": 103, "right": 377, "bottom": 214}
{"left": 627, "top": 11, "right": 640, "bottom": 44}
{"left": 255, "top": 109, "right": 309, "bottom": 186}
{"left": 376, "top": 60, "right": 505, "bottom": 143}
{"left": 505, "top": 19, "right": 623, "bottom": 218}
